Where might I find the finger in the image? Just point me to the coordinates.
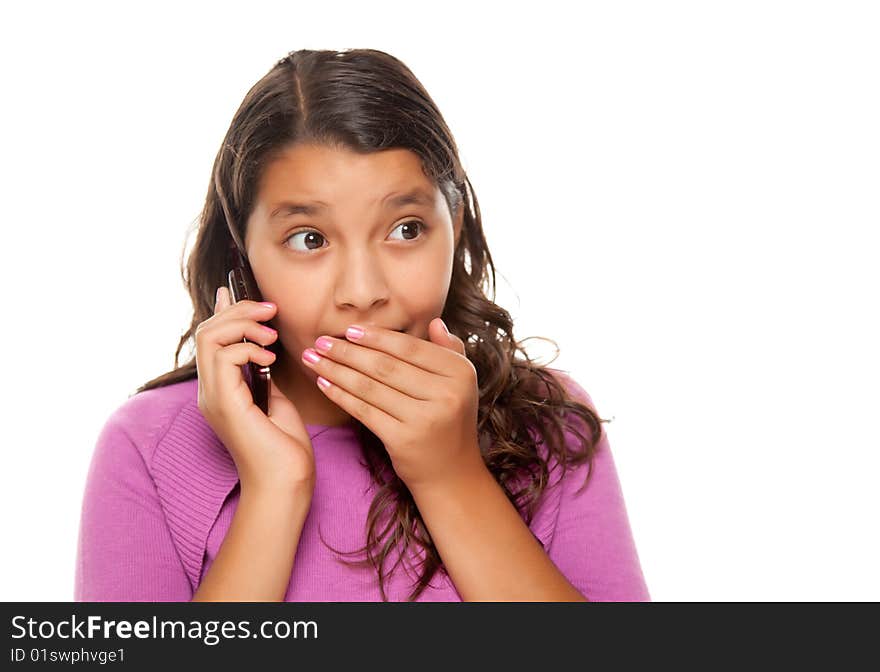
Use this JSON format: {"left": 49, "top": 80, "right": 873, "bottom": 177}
{"left": 342, "top": 324, "right": 456, "bottom": 377}
{"left": 225, "top": 293, "right": 277, "bottom": 322}
{"left": 207, "top": 289, "right": 276, "bottom": 333}
{"left": 304, "top": 346, "right": 421, "bottom": 421}
{"left": 311, "top": 336, "right": 431, "bottom": 401}
{"left": 312, "top": 366, "right": 402, "bottom": 435}
{"left": 214, "top": 286, "right": 227, "bottom": 313}
{"left": 216, "top": 342, "right": 277, "bottom": 399}
{"left": 209, "top": 317, "right": 279, "bottom": 349}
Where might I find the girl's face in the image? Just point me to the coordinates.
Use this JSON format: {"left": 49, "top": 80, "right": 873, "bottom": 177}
{"left": 244, "top": 142, "right": 463, "bottom": 424}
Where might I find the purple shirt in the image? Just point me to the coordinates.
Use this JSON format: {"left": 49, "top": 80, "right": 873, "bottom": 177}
{"left": 74, "top": 370, "right": 650, "bottom": 601}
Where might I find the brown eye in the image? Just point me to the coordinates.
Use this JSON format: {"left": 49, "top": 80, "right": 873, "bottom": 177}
{"left": 389, "top": 220, "right": 425, "bottom": 242}
{"left": 284, "top": 230, "right": 326, "bottom": 252}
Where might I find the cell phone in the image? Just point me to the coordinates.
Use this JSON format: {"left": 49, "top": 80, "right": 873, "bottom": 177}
{"left": 226, "top": 242, "right": 281, "bottom": 415}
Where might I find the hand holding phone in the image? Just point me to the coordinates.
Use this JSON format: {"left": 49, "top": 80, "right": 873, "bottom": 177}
{"left": 193, "top": 256, "right": 317, "bottom": 495}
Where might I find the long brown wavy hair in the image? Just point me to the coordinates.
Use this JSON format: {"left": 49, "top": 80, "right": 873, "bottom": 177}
{"left": 135, "top": 48, "right": 609, "bottom": 601}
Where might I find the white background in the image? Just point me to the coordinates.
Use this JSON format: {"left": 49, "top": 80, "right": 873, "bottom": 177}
{"left": 1, "top": 0, "right": 877, "bottom": 601}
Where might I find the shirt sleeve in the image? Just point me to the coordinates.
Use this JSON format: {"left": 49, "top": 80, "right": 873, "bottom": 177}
{"left": 541, "top": 374, "right": 651, "bottom": 602}
{"left": 74, "top": 413, "right": 193, "bottom": 601}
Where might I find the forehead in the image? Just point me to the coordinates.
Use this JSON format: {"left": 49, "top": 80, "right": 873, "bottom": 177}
{"left": 256, "top": 143, "right": 440, "bottom": 208}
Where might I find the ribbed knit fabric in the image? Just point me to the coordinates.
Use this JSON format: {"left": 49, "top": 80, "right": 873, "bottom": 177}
{"left": 74, "top": 369, "right": 650, "bottom": 602}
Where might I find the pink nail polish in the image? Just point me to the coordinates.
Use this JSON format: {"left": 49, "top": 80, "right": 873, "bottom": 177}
{"left": 346, "top": 325, "right": 365, "bottom": 340}
{"left": 302, "top": 348, "right": 321, "bottom": 364}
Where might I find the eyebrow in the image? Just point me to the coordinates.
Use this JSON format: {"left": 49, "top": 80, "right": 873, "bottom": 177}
{"left": 270, "top": 187, "right": 436, "bottom": 219}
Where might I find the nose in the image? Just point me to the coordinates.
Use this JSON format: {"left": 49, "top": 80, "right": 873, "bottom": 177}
{"left": 333, "top": 248, "right": 390, "bottom": 311}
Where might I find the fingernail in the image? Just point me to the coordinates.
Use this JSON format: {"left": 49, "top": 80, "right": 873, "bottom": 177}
{"left": 302, "top": 348, "right": 321, "bottom": 365}
{"left": 346, "top": 325, "right": 365, "bottom": 340}
{"left": 260, "top": 302, "right": 276, "bottom": 310}
{"left": 215, "top": 287, "right": 223, "bottom": 306}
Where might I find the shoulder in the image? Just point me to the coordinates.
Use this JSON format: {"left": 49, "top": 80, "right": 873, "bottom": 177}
{"left": 531, "top": 368, "right": 623, "bottom": 527}
{"left": 522, "top": 368, "right": 606, "bottom": 523}
{"left": 547, "top": 368, "right": 606, "bottom": 454}
{"left": 544, "top": 367, "right": 598, "bottom": 413}
{"left": 88, "top": 377, "right": 239, "bottom": 591}
{"left": 97, "top": 377, "right": 203, "bottom": 467}
{"left": 529, "top": 366, "right": 608, "bottom": 490}
{"left": 522, "top": 367, "right": 602, "bottom": 455}
{"left": 527, "top": 369, "right": 635, "bottom": 545}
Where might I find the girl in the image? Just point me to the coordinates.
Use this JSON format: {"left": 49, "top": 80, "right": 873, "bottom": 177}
{"left": 74, "top": 48, "right": 650, "bottom": 602}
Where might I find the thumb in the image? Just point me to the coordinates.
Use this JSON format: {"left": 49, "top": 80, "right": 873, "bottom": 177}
{"left": 429, "top": 317, "right": 465, "bottom": 355}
